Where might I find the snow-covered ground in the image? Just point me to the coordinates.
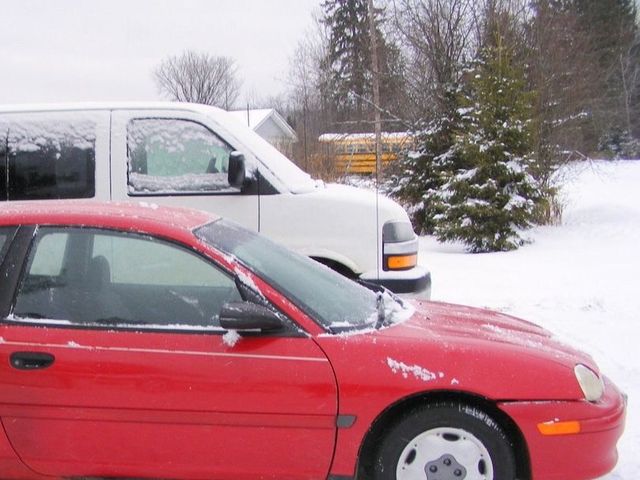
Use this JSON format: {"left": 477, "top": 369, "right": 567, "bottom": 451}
{"left": 418, "top": 160, "right": 639, "bottom": 479}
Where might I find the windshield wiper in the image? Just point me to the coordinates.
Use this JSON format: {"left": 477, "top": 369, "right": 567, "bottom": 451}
{"left": 375, "top": 292, "right": 386, "bottom": 329}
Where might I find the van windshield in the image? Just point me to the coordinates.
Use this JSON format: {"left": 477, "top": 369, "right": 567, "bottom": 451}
{"left": 204, "top": 107, "right": 318, "bottom": 194}
{"left": 195, "top": 219, "right": 383, "bottom": 330}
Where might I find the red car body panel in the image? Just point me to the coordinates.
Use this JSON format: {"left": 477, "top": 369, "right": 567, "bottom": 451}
{"left": 0, "top": 325, "right": 337, "bottom": 479}
{"left": 500, "top": 376, "right": 626, "bottom": 480}
{"left": 314, "top": 305, "right": 625, "bottom": 478}
{"left": 0, "top": 201, "right": 627, "bottom": 479}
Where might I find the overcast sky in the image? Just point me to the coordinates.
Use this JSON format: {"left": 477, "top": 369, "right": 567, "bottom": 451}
{"left": 0, "top": 0, "right": 320, "bottom": 107}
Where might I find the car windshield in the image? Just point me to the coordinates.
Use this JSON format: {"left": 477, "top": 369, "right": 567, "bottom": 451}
{"left": 195, "top": 219, "right": 412, "bottom": 331}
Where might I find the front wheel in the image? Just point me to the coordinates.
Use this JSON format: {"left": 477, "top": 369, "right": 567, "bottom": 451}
{"left": 371, "top": 402, "right": 517, "bottom": 480}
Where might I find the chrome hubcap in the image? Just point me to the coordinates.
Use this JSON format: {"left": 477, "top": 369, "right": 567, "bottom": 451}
{"left": 396, "top": 427, "right": 493, "bottom": 480}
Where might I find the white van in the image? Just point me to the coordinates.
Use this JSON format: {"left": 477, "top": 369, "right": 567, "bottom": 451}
{"left": 0, "top": 103, "right": 430, "bottom": 297}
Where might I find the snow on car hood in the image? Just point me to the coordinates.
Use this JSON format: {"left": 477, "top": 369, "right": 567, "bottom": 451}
{"left": 382, "top": 300, "right": 597, "bottom": 371}
{"left": 317, "top": 299, "right": 592, "bottom": 401}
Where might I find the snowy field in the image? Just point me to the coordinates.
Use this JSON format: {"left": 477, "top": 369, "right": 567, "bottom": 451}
{"left": 418, "top": 160, "right": 639, "bottom": 479}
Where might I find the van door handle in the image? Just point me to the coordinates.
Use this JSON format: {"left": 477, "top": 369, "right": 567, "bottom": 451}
{"left": 10, "top": 352, "right": 55, "bottom": 370}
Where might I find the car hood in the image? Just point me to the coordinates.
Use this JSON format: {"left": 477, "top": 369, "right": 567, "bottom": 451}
{"left": 387, "top": 301, "right": 592, "bottom": 365}
{"left": 318, "top": 300, "right": 594, "bottom": 401}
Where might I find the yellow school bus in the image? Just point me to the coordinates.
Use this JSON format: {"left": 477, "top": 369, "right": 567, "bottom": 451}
{"left": 318, "top": 132, "right": 414, "bottom": 174}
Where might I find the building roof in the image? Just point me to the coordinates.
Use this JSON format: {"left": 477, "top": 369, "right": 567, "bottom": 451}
{"left": 229, "top": 108, "right": 297, "bottom": 141}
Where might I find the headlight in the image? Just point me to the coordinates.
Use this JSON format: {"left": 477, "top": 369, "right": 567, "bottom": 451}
{"left": 574, "top": 364, "right": 604, "bottom": 402}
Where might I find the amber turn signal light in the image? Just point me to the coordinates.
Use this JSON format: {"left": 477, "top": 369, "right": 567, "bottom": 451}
{"left": 385, "top": 254, "right": 417, "bottom": 270}
{"left": 537, "top": 420, "right": 581, "bottom": 435}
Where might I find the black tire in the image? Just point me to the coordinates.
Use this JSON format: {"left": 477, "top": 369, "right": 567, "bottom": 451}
{"left": 370, "top": 401, "right": 517, "bottom": 480}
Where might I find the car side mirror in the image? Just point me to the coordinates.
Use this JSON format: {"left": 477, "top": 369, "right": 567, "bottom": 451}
{"left": 228, "top": 151, "right": 246, "bottom": 189}
{"left": 219, "top": 302, "right": 283, "bottom": 333}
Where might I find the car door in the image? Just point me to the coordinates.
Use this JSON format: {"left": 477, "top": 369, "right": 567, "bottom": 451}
{"left": 0, "top": 226, "right": 337, "bottom": 480}
{"left": 110, "top": 109, "right": 263, "bottom": 231}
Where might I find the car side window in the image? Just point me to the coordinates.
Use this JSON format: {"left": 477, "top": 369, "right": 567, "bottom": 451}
{"left": 12, "top": 227, "right": 242, "bottom": 329}
{"left": 127, "top": 118, "right": 238, "bottom": 194}
{"left": 28, "top": 231, "right": 68, "bottom": 276}
{"left": 0, "top": 113, "right": 96, "bottom": 201}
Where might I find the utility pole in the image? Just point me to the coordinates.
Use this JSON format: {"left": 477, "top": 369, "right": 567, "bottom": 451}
{"left": 367, "top": 0, "right": 382, "bottom": 281}
{"left": 367, "top": 0, "right": 382, "bottom": 176}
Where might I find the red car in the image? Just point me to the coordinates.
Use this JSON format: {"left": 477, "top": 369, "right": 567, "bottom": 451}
{"left": 0, "top": 201, "right": 625, "bottom": 480}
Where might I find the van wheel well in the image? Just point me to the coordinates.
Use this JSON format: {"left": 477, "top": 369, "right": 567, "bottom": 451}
{"left": 311, "top": 257, "right": 357, "bottom": 279}
{"left": 356, "top": 391, "right": 531, "bottom": 480}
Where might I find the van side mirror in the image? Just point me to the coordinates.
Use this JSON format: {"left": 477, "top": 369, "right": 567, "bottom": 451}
{"left": 219, "top": 302, "right": 283, "bottom": 333}
{"left": 228, "top": 151, "right": 246, "bottom": 189}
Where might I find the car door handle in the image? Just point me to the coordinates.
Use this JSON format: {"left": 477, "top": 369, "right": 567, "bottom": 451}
{"left": 10, "top": 352, "right": 55, "bottom": 370}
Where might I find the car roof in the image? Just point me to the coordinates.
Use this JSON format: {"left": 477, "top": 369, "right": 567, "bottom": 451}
{"left": 0, "top": 201, "right": 218, "bottom": 239}
{"left": 0, "top": 101, "right": 220, "bottom": 115}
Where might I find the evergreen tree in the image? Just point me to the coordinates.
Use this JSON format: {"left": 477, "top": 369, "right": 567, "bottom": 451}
{"left": 526, "top": 0, "right": 597, "bottom": 176}
{"left": 627, "top": 32, "right": 640, "bottom": 140}
{"left": 386, "top": 0, "right": 472, "bottom": 233}
{"left": 434, "top": 33, "right": 544, "bottom": 252}
{"left": 322, "top": 0, "right": 370, "bottom": 119}
{"left": 388, "top": 86, "right": 464, "bottom": 234}
{"left": 321, "top": 0, "right": 406, "bottom": 130}
{"left": 571, "top": 0, "right": 638, "bottom": 144}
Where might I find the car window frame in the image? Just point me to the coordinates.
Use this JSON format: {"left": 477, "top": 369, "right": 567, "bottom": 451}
{"left": 2, "top": 224, "right": 303, "bottom": 337}
{"left": 0, "top": 226, "right": 18, "bottom": 269}
{"left": 0, "top": 137, "right": 7, "bottom": 200}
{"left": 0, "top": 225, "right": 35, "bottom": 318}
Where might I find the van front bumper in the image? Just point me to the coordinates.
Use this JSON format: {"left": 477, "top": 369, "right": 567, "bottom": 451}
{"left": 360, "top": 266, "right": 431, "bottom": 300}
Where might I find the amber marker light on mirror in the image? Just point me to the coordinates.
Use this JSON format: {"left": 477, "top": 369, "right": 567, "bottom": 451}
{"left": 537, "top": 420, "right": 581, "bottom": 435}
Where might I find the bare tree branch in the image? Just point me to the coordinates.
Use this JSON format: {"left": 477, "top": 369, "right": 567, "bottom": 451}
{"left": 153, "top": 51, "right": 242, "bottom": 109}
{"left": 390, "top": 0, "right": 475, "bottom": 118}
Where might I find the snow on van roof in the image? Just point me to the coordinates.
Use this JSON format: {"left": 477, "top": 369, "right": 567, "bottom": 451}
{"left": 0, "top": 101, "right": 216, "bottom": 114}
{"left": 0, "top": 102, "right": 317, "bottom": 194}
{"left": 318, "top": 132, "right": 413, "bottom": 141}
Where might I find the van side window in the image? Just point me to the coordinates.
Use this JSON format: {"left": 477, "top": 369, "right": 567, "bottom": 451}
{"left": 127, "top": 118, "right": 237, "bottom": 195}
{"left": 0, "top": 114, "right": 96, "bottom": 201}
